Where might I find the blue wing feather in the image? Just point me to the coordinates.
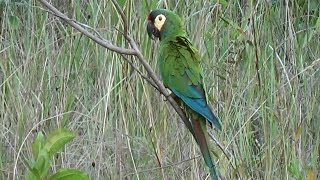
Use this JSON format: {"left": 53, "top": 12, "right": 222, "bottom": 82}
{"left": 172, "top": 88, "right": 222, "bottom": 130}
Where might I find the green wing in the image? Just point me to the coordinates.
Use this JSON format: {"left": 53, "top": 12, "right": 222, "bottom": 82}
{"left": 159, "top": 36, "right": 221, "bottom": 129}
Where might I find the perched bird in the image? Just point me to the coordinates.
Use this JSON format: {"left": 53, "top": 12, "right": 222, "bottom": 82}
{"left": 147, "top": 9, "right": 222, "bottom": 180}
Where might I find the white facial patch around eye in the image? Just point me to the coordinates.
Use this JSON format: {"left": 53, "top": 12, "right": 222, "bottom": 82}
{"left": 154, "top": 14, "right": 166, "bottom": 31}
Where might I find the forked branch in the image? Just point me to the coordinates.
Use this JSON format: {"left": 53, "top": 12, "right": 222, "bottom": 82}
{"left": 37, "top": 1, "right": 242, "bottom": 179}
{"left": 38, "top": 0, "right": 195, "bottom": 136}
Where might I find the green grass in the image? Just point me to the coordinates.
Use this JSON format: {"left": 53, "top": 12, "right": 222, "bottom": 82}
{"left": 1, "top": 0, "right": 319, "bottom": 179}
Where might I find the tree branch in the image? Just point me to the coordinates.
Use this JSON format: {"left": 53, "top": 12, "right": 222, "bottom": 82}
{"left": 36, "top": 1, "right": 241, "bottom": 178}
{"left": 209, "top": 132, "right": 240, "bottom": 179}
{"left": 38, "top": 0, "right": 195, "bottom": 137}
{"left": 39, "top": 0, "right": 136, "bottom": 55}
{"left": 111, "top": 0, "right": 128, "bottom": 37}
{"left": 119, "top": 54, "right": 159, "bottom": 91}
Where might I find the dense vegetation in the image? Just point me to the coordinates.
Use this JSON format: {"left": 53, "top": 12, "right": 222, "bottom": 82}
{"left": 1, "top": 0, "right": 319, "bottom": 179}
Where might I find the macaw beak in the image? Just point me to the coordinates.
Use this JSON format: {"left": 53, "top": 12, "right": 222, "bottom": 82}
{"left": 147, "top": 20, "right": 160, "bottom": 40}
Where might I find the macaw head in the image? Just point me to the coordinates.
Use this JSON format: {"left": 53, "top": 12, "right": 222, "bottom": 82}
{"left": 147, "top": 9, "right": 184, "bottom": 41}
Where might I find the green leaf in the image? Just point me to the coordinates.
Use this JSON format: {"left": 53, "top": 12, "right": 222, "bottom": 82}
{"left": 212, "top": 0, "right": 228, "bottom": 8}
{"left": 8, "top": 15, "right": 20, "bottom": 29}
{"left": 44, "top": 129, "right": 76, "bottom": 157}
{"left": 117, "top": 0, "right": 126, "bottom": 7}
{"left": 288, "top": 158, "right": 302, "bottom": 180}
{"left": 34, "top": 149, "right": 51, "bottom": 178}
{"left": 25, "top": 167, "right": 41, "bottom": 180}
{"left": 49, "top": 168, "right": 89, "bottom": 180}
{"left": 26, "top": 149, "right": 51, "bottom": 179}
{"left": 32, "top": 131, "right": 45, "bottom": 158}
{"left": 143, "top": 0, "right": 157, "bottom": 11}
{"left": 315, "top": 16, "right": 320, "bottom": 32}
{"left": 219, "top": 0, "right": 229, "bottom": 7}
{"left": 25, "top": 155, "right": 40, "bottom": 180}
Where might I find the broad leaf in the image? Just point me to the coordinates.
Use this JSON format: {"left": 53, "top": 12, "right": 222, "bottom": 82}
{"left": 34, "top": 149, "right": 51, "bottom": 178}
{"left": 32, "top": 131, "right": 45, "bottom": 158}
{"left": 44, "top": 129, "right": 75, "bottom": 157}
{"left": 25, "top": 167, "right": 41, "bottom": 180}
{"left": 49, "top": 168, "right": 89, "bottom": 180}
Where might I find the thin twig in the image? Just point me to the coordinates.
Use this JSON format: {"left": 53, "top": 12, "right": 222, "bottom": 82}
{"left": 119, "top": 54, "right": 159, "bottom": 91}
{"left": 126, "top": 36, "right": 196, "bottom": 138}
{"left": 34, "top": 1, "right": 243, "bottom": 179}
{"left": 109, "top": 0, "right": 196, "bottom": 137}
{"left": 209, "top": 132, "right": 241, "bottom": 179}
{"left": 38, "top": 0, "right": 195, "bottom": 138}
{"left": 111, "top": 0, "right": 128, "bottom": 37}
{"left": 37, "top": 0, "right": 230, "bottom": 166}
{"left": 39, "top": 0, "right": 136, "bottom": 55}
{"left": 38, "top": 0, "right": 235, "bottom": 167}
{"left": 124, "top": 155, "right": 201, "bottom": 177}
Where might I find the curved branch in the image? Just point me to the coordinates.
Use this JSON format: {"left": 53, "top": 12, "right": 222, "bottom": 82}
{"left": 111, "top": 0, "right": 128, "bottom": 36}
{"left": 126, "top": 36, "right": 195, "bottom": 137}
{"left": 38, "top": 0, "right": 195, "bottom": 137}
{"left": 109, "top": 0, "right": 195, "bottom": 137}
{"left": 119, "top": 54, "right": 159, "bottom": 91}
{"left": 36, "top": 1, "right": 244, "bottom": 179}
{"left": 39, "top": 0, "right": 136, "bottom": 55}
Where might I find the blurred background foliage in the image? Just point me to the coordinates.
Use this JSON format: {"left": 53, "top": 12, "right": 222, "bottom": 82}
{"left": 0, "top": 0, "right": 319, "bottom": 179}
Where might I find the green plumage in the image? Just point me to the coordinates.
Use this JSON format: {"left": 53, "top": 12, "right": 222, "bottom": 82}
{"left": 159, "top": 36, "right": 202, "bottom": 96}
{"left": 147, "top": 9, "right": 221, "bottom": 179}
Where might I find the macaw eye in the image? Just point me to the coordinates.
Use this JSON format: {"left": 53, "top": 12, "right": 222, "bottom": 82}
{"left": 154, "top": 14, "right": 166, "bottom": 31}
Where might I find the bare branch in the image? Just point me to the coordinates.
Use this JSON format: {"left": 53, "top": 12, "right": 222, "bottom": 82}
{"left": 36, "top": 1, "right": 239, "bottom": 178}
{"left": 38, "top": 0, "right": 196, "bottom": 145}
{"left": 119, "top": 54, "right": 159, "bottom": 91}
{"left": 126, "top": 36, "right": 195, "bottom": 137}
{"left": 111, "top": 0, "right": 128, "bottom": 37}
{"left": 107, "top": 0, "right": 195, "bottom": 135}
{"left": 124, "top": 155, "right": 201, "bottom": 177}
{"left": 209, "top": 132, "right": 241, "bottom": 179}
{"left": 39, "top": 0, "right": 136, "bottom": 55}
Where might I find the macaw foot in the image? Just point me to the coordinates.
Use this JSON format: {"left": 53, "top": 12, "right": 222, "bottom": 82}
{"left": 163, "top": 89, "right": 179, "bottom": 102}
{"left": 162, "top": 93, "right": 171, "bottom": 101}
{"left": 165, "top": 88, "right": 172, "bottom": 96}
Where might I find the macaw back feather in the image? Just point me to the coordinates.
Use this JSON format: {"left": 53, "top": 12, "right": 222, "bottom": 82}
{"left": 159, "top": 36, "right": 222, "bottom": 130}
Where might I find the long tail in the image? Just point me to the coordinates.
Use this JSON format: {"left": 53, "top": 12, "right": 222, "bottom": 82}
{"left": 191, "top": 116, "right": 219, "bottom": 180}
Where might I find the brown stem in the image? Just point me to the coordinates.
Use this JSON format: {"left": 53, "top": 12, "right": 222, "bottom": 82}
{"left": 39, "top": 0, "right": 136, "bottom": 55}
{"left": 38, "top": 0, "right": 196, "bottom": 153}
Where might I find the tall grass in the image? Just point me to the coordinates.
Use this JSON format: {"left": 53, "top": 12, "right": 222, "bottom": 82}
{"left": 1, "top": 0, "right": 319, "bottom": 179}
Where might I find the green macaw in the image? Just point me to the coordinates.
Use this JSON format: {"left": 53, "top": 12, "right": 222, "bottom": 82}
{"left": 147, "top": 9, "right": 222, "bottom": 180}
